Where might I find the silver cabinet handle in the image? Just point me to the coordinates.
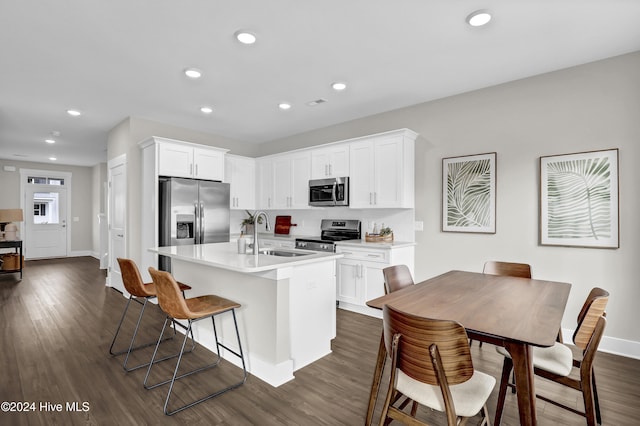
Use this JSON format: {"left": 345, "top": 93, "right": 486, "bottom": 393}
{"left": 369, "top": 192, "right": 373, "bottom": 205}
{"left": 329, "top": 164, "right": 332, "bottom": 176}
{"left": 190, "top": 163, "right": 193, "bottom": 175}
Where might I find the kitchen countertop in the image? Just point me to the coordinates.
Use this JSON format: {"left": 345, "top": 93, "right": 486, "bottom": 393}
{"left": 150, "top": 242, "right": 342, "bottom": 273}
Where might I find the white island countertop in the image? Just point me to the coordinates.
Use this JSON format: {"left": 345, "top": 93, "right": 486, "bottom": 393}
{"left": 150, "top": 242, "right": 343, "bottom": 273}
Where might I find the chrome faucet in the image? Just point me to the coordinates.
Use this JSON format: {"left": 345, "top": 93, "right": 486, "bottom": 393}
{"left": 252, "top": 211, "right": 272, "bottom": 255}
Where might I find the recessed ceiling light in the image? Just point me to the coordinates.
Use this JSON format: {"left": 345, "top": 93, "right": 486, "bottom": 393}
{"left": 235, "top": 30, "right": 257, "bottom": 45}
{"left": 278, "top": 103, "right": 291, "bottom": 110}
{"left": 49, "top": 157, "right": 57, "bottom": 161}
{"left": 66, "top": 109, "right": 81, "bottom": 116}
{"left": 184, "top": 68, "right": 202, "bottom": 79}
{"left": 466, "top": 10, "right": 492, "bottom": 27}
{"left": 45, "top": 139, "right": 56, "bottom": 144}
{"left": 200, "top": 106, "right": 213, "bottom": 114}
{"left": 332, "top": 82, "right": 347, "bottom": 91}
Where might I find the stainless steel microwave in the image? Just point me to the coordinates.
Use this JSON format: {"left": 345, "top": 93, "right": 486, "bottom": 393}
{"left": 309, "top": 177, "right": 349, "bottom": 207}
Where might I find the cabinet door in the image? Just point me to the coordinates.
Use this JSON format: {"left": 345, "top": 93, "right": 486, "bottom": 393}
{"left": 328, "top": 144, "right": 350, "bottom": 177}
{"left": 289, "top": 151, "right": 310, "bottom": 209}
{"left": 194, "top": 147, "right": 225, "bottom": 181}
{"left": 225, "top": 156, "right": 255, "bottom": 210}
{"left": 311, "top": 145, "right": 349, "bottom": 178}
{"left": 272, "top": 156, "right": 291, "bottom": 209}
{"left": 256, "top": 158, "right": 274, "bottom": 209}
{"left": 373, "top": 135, "right": 403, "bottom": 207}
{"left": 349, "top": 140, "right": 375, "bottom": 208}
{"left": 158, "top": 144, "right": 193, "bottom": 178}
{"left": 311, "top": 149, "right": 332, "bottom": 179}
{"left": 363, "top": 262, "right": 385, "bottom": 302}
{"left": 336, "top": 259, "right": 361, "bottom": 305}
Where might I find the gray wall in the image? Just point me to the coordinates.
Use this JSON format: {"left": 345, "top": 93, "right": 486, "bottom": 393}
{"left": 0, "top": 159, "right": 96, "bottom": 255}
{"left": 259, "top": 52, "right": 640, "bottom": 354}
{"left": 103, "top": 51, "right": 638, "bottom": 357}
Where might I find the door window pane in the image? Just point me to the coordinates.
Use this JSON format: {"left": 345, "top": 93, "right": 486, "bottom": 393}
{"left": 33, "top": 192, "right": 60, "bottom": 224}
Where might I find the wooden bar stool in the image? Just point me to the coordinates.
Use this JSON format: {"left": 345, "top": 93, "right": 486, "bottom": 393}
{"left": 108, "top": 258, "right": 192, "bottom": 372}
{"left": 144, "top": 267, "right": 247, "bottom": 416}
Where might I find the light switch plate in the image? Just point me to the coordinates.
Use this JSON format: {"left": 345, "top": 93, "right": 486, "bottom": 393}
{"left": 414, "top": 221, "right": 424, "bottom": 231}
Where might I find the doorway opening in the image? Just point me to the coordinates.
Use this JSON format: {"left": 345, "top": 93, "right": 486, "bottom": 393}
{"left": 20, "top": 169, "right": 72, "bottom": 259}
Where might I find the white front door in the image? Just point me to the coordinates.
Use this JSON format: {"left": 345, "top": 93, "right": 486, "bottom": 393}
{"left": 108, "top": 155, "right": 127, "bottom": 293}
{"left": 21, "top": 172, "right": 70, "bottom": 259}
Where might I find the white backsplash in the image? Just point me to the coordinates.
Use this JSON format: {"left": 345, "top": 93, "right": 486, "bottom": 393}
{"left": 231, "top": 208, "right": 415, "bottom": 242}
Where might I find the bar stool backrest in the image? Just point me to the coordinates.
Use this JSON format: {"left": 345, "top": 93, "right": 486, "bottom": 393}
{"left": 148, "top": 267, "right": 192, "bottom": 320}
{"left": 117, "top": 258, "right": 154, "bottom": 298}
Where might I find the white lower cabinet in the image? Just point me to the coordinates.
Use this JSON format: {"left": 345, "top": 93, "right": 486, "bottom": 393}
{"left": 335, "top": 244, "right": 414, "bottom": 318}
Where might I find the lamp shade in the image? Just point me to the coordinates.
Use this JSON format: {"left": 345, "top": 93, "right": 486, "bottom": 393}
{"left": 0, "top": 209, "right": 24, "bottom": 223}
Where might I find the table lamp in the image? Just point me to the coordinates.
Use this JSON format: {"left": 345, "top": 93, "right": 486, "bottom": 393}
{"left": 0, "top": 209, "right": 24, "bottom": 241}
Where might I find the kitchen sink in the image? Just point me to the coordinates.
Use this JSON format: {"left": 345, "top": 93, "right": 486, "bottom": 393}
{"left": 259, "top": 249, "right": 312, "bottom": 257}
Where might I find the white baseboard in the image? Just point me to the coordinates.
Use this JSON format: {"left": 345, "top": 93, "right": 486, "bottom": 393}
{"left": 562, "top": 327, "right": 639, "bottom": 360}
{"left": 68, "top": 250, "right": 93, "bottom": 257}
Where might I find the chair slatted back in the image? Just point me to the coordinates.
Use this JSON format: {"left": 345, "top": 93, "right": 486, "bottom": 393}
{"left": 383, "top": 304, "right": 473, "bottom": 386}
{"left": 573, "top": 288, "right": 609, "bottom": 350}
{"left": 148, "top": 267, "right": 192, "bottom": 320}
{"left": 482, "top": 261, "right": 532, "bottom": 279}
{"left": 117, "top": 258, "right": 154, "bottom": 297}
{"left": 382, "top": 265, "right": 414, "bottom": 294}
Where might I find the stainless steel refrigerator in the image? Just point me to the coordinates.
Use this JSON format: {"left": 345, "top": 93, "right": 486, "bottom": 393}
{"left": 158, "top": 177, "right": 230, "bottom": 271}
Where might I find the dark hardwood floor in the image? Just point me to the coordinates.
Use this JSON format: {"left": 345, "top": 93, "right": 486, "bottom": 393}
{"left": 1, "top": 257, "right": 638, "bottom": 425}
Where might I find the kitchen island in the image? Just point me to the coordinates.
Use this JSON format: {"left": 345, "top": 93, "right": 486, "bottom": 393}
{"left": 149, "top": 242, "right": 342, "bottom": 387}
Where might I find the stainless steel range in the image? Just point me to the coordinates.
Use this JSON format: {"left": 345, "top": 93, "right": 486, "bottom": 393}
{"left": 295, "top": 219, "right": 361, "bottom": 252}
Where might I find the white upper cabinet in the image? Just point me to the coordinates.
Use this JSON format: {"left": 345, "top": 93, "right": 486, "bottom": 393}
{"left": 256, "top": 157, "right": 274, "bottom": 209}
{"left": 310, "top": 144, "right": 350, "bottom": 179}
{"left": 349, "top": 129, "right": 416, "bottom": 208}
{"left": 272, "top": 151, "right": 311, "bottom": 209}
{"left": 157, "top": 139, "right": 227, "bottom": 181}
{"left": 225, "top": 154, "right": 255, "bottom": 210}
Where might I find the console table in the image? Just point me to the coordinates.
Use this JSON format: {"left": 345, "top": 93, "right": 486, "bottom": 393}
{"left": 0, "top": 240, "right": 23, "bottom": 279}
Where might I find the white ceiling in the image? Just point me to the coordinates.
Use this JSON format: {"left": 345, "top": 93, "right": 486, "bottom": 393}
{"left": 1, "top": 0, "right": 639, "bottom": 167}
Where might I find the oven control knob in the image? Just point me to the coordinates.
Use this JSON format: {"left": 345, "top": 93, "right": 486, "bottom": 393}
{"left": 321, "top": 244, "right": 328, "bottom": 250}
{"left": 298, "top": 242, "right": 306, "bottom": 248}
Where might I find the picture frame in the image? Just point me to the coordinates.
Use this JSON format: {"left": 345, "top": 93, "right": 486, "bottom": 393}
{"left": 442, "top": 152, "right": 496, "bottom": 233}
{"left": 540, "top": 148, "right": 619, "bottom": 248}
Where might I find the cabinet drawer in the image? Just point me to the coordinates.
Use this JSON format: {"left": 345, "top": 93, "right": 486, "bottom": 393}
{"left": 336, "top": 247, "right": 389, "bottom": 263}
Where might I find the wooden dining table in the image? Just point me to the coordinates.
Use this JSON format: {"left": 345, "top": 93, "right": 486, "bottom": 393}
{"left": 364, "top": 270, "right": 571, "bottom": 426}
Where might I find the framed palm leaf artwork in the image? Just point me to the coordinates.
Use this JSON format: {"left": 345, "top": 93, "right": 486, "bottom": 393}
{"left": 442, "top": 152, "right": 496, "bottom": 233}
{"left": 540, "top": 148, "right": 619, "bottom": 248}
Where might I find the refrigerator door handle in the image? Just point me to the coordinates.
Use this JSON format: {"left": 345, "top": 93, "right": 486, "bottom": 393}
{"left": 194, "top": 202, "right": 200, "bottom": 243}
{"left": 199, "top": 202, "right": 205, "bottom": 243}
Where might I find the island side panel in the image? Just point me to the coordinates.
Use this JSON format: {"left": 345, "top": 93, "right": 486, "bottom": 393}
{"left": 170, "top": 257, "right": 338, "bottom": 387}
{"left": 171, "top": 259, "right": 295, "bottom": 387}
{"left": 288, "top": 259, "right": 337, "bottom": 370}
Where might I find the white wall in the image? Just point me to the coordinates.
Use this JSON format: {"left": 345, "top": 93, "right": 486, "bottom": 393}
{"left": 260, "top": 52, "right": 640, "bottom": 358}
